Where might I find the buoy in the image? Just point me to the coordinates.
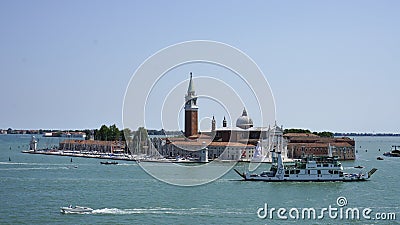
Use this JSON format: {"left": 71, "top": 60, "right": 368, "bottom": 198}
{"left": 378, "top": 149, "right": 380, "bottom": 151}
{"left": 365, "top": 150, "right": 368, "bottom": 152}
{"left": 70, "top": 158, "right": 73, "bottom": 163}
{"left": 8, "top": 157, "right": 11, "bottom": 161}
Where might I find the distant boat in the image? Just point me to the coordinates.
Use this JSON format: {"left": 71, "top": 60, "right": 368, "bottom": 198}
{"left": 354, "top": 165, "right": 364, "bottom": 169}
{"left": 60, "top": 205, "right": 93, "bottom": 214}
{"left": 8, "top": 157, "right": 11, "bottom": 162}
{"left": 100, "top": 161, "right": 118, "bottom": 165}
{"left": 377, "top": 157, "right": 384, "bottom": 160}
{"left": 383, "top": 146, "right": 400, "bottom": 157}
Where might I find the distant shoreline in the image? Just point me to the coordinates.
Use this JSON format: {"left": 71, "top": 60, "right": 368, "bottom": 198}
{"left": 334, "top": 133, "right": 400, "bottom": 137}
{"left": 2, "top": 131, "right": 400, "bottom": 137}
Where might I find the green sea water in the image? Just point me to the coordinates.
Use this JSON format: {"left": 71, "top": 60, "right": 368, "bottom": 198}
{"left": 0, "top": 134, "right": 399, "bottom": 224}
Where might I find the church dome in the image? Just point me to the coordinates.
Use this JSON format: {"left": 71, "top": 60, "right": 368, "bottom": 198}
{"left": 236, "top": 108, "right": 253, "bottom": 129}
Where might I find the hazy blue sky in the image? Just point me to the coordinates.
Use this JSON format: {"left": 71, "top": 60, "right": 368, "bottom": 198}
{"left": 1, "top": 1, "right": 399, "bottom": 133}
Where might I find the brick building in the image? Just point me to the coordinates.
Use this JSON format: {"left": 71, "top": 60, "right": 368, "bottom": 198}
{"left": 285, "top": 133, "right": 355, "bottom": 160}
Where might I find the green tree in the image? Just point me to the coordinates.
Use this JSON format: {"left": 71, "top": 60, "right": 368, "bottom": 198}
{"left": 314, "top": 131, "right": 334, "bottom": 138}
{"left": 284, "top": 128, "right": 311, "bottom": 134}
{"left": 96, "top": 125, "right": 110, "bottom": 141}
{"left": 94, "top": 124, "right": 125, "bottom": 141}
{"left": 109, "top": 124, "right": 120, "bottom": 141}
{"left": 83, "top": 129, "right": 91, "bottom": 140}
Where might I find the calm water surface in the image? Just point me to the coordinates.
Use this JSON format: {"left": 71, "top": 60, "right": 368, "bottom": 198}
{"left": 0, "top": 135, "right": 399, "bottom": 224}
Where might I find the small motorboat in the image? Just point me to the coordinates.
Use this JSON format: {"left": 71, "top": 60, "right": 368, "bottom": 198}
{"left": 100, "top": 161, "right": 118, "bottom": 165}
{"left": 377, "top": 157, "right": 384, "bottom": 160}
{"left": 354, "top": 165, "right": 364, "bottom": 169}
{"left": 60, "top": 205, "right": 93, "bottom": 214}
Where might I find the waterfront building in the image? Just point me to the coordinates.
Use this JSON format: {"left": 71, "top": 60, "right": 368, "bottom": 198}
{"left": 284, "top": 133, "right": 355, "bottom": 160}
{"left": 59, "top": 140, "right": 126, "bottom": 154}
{"left": 156, "top": 136, "right": 255, "bottom": 161}
{"left": 251, "top": 123, "right": 289, "bottom": 162}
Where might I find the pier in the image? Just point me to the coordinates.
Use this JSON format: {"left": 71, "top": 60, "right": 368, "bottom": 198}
{"left": 21, "top": 149, "right": 137, "bottom": 161}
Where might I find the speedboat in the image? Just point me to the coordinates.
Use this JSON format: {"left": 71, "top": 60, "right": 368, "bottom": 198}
{"left": 60, "top": 205, "right": 93, "bottom": 214}
{"left": 234, "top": 151, "right": 377, "bottom": 182}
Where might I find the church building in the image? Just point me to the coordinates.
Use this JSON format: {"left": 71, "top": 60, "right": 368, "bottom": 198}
{"left": 155, "top": 73, "right": 289, "bottom": 162}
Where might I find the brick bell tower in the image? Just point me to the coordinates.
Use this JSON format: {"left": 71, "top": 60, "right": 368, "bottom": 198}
{"left": 185, "top": 72, "right": 198, "bottom": 138}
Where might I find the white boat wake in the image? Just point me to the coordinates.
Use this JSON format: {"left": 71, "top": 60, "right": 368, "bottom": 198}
{"left": 90, "top": 207, "right": 251, "bottom": 215}
{"left": 0, "top": 167, "right": 70, "bottom": 171}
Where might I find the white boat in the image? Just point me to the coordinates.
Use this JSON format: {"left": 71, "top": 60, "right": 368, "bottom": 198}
{"left": 60, "top": 205, "right": 93, "bottom": 214}
{"left": 383, "top": 145, "right": 400, "bottom": 157}
{"left": 234, "top": 151, "right": 377, "bottom": 182}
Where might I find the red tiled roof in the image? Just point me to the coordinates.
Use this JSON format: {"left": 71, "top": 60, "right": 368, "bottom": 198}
{"left": 60, "top": 140, "right": 123, "bottom": 145}
{"left": 288, "top": 142, "right": 352, "bottom": 148}
{"left": 167, "top": 140, "right": 254, "bottom": 147}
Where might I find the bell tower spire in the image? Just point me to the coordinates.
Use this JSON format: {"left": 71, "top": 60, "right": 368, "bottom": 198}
{"left": 184, "top": 72, "right": 198, "bottom": 138}
{"left": 187, "top": 72, "right": 195, "bottom": 94}
{"left": 211, "top": 116, "right": 216, "bottom": 132}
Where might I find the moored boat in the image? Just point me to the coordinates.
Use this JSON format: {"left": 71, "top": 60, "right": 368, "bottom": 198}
{"left": 383, "top": 145, "right": 400, "bottom": 157}
{"left": 100, "top": 161, "right": 118, "bottom": 165}
{"left": 60, "top": 205, "right": 93, "bottom": 214}
{"left": 234, "top": 151, "right": 377, "bottom": 182}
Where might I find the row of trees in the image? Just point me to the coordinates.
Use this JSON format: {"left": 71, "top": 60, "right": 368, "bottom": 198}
{"left": 92, "top": 124, "right": 132, "bottom": 141}
{"left": 283, "top": 128, "right": 334, "bottom": 138}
